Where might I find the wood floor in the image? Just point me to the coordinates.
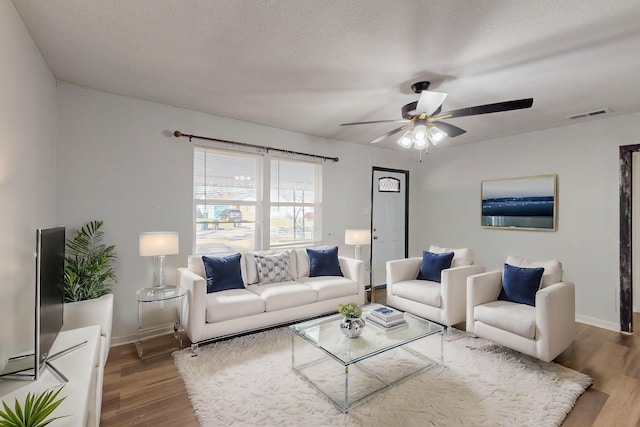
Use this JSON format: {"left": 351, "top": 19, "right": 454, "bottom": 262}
{"left": 101, "top": 302, "right": 640, "bottom": 426}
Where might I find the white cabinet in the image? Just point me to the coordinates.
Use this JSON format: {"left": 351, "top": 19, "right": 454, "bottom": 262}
{"left": 0, "top": 326, "right": 100, "bottom": 427}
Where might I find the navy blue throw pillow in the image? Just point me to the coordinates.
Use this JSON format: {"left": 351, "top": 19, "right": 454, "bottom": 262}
{"left": 498, "top": 263, "right": 544, "bottom": 306}
{"left": 307, "top": 247, "right": 343, "bottom": 277}
{"left": 416, "top": 251, "right": 454, "bottom": 282}
{"left": 202, "top": 253, "right": 245, "bottom": 293}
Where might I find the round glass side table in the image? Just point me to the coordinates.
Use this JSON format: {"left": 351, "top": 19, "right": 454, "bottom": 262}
{"left": 135, "top": 285, "right": 186, "bottom": 359}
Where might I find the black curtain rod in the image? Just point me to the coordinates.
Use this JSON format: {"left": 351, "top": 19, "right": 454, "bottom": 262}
{"left": 173, "top": 130, "right": 339, "bottom": 162}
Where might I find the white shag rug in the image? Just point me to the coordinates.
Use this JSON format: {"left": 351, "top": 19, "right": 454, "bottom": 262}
{"left": 173, "top": 327, "right": 591, "bottom": 427}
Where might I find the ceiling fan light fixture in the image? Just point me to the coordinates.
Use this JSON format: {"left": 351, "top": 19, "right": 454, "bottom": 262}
{"left": 413, "top": 138, "right": 428, "bottom": 150}
{"left": 397, "top": 130, "right": 413, "bottom": 148}
{"left": 413, "top": 124, "right": 427, "bottom": 141}
{"left": 428, "top": 127, "right": 447, "bottom": 145}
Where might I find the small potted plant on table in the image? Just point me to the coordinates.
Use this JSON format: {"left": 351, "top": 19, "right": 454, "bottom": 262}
{"left": 338, "top": 302, "right": 365, "bottom": 338}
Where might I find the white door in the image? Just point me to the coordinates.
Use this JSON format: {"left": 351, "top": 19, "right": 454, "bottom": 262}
{"left": 371, "top": 168, "right": 408, "bottom": 293}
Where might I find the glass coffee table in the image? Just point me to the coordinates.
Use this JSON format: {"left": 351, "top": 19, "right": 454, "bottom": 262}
{"left": 289, "top": 304, "right": 444, "bottom": 413}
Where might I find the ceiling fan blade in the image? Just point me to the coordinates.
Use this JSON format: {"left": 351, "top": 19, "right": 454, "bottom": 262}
{"left": 416, "top": 91, "right": 448, "bottom": 116}
{"left": 369, "top": 125, "right": 407, "bottom": 144}
{"left": 432, "top": 121, "right": 466, "bottom": 138}
{"left": 340, "top": 119, "right": 410, "bottom": 126}
{"left": 435, "top": 98, "right": 534, "bottom": 119}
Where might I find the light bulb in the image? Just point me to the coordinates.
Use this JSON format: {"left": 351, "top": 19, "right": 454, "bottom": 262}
{"left": 429, "top": 127, "right": 447, "bottom": 145}
{"left": 397, "top": 130, "right": 413, "bottom": 148}
{"left": 414, "top": 138, "right": 428, "bottom": 149}
{"left": 413, "top": 124, "right": 427, "bottom": 141}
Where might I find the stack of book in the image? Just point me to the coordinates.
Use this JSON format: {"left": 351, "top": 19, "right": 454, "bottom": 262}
{"left": 366, "top": 306, "right": 408, "bottom": 331}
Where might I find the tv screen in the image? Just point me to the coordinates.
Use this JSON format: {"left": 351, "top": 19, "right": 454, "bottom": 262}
{"left": 35, "top": 226, "right": 65, "bottom": 379}
{"left": 0, "top": 226, "right": 66, "bottom": 380}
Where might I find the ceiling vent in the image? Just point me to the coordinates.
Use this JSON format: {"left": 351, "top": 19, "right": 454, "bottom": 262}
{"left": 567, "top": 108, "right": 610, "bottom": 120}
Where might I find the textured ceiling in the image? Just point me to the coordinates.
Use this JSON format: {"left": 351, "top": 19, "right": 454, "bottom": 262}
{"left": 11, "top": 0, "right": 640, "bottom": 149}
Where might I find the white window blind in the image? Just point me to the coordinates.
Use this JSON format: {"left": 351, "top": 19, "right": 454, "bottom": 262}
{"left": 193, "top": 148, "right": 321, "bottom": 253}
{"left": 193, "top": 147, "right": 260, "bottom": 254}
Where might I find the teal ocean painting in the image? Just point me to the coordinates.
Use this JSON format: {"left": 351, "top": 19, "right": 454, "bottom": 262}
{"left": 481, "top": 175, "right": 556, "bottom": 230}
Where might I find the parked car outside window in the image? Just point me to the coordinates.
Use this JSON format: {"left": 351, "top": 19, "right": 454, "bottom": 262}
{"left": 219, "top": 209, "right": 243, "bottom": 227}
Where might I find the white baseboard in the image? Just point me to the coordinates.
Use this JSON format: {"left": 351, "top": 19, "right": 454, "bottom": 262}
{"left": 575, "top": 314, "right": 620, "bottom": 332}
{"left": 110, "top": 324, "right": 177, "bottom": 346}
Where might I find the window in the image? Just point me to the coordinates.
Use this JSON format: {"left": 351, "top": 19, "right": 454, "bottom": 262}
{"left": 193, "top": 147, "right": 321, "bottom": 254}
{"left": 270, "top": 158, "right": 321, "bottom": 248}
{"left": 193, "top": 147, "right": 260, "bottom": 255}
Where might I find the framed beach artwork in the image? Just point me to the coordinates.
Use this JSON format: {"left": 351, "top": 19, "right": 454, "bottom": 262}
{"left": 481, "top": 174, "right": 557, "bottom": 231}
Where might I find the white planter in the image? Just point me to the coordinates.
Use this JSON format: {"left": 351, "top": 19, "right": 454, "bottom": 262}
{"left": 62, "top": 293, "right": 113, "bottom": 427}
{"left": 63, "top": 293, "right": 113, "bottom": 359}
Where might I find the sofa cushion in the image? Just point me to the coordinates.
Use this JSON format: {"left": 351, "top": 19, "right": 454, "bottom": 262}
{"left": 189, "top": 254, "right": 249, "bottom": 285}
{"left": 246, "top": 282, "right": 317, "bottom": 311}
{"left": 392, "top": 280, "right": 442, "bottom": 308}
{"left": 202, "top": 254, "right": 245, "bottom": 293}
{"left": 307, "top": 247, "right": 343, "bottom": 277}
{"left": 429, "top": 245, "right": 473, "bottom": 268}
{"left": 188, "top": 255, "right": 206, "bottom": 278}
{"left": 254, "top": 252, "right": 293, "bottom": 284}
{"left": 498, "top": 263, "right": 544, "bottom": 306}
{"left": 505, "top": 256, "right": 562, "bottom": 288}
{"left": 474, "top": 300, "right": 536, "bottom": 339}
{"left": 416, "top": 251, "right": 454, "bottom": 282}
{"left": 205, "top": 289, "right": 265, "bottom": 322}
{"left": 298, "top": 276, "right": 358, "bottom": 301}
{"left": 245, "top": 249, "right": 298, "bottom": 283}
{"left": 294, "top": 248, "right": 310, "bottom": 278}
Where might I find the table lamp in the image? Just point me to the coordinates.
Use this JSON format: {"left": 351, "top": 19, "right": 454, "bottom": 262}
{"left": 139, "top": 232, "right": 179, "bottom": 289}
{"left": 344, "top": 229, "right": 371, "bottom": 261}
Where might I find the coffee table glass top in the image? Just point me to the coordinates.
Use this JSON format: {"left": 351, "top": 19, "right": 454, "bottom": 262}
{"left": 290, "top": 304, "right": 444, "bottom": 365}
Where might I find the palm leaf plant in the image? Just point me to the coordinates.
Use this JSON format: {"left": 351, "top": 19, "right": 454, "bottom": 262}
{"left": 0, "top": 386, "right": 67, "bottom": 427}
{"left": 64, "top": 220, "right": 117, "bottom": 302}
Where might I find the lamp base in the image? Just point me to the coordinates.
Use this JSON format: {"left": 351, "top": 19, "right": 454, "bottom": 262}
{"left": 354, "top": 245, "right": 362, "bottom": 261}
{"left": 152, "top": 255, "right": 167, "bottom": 290}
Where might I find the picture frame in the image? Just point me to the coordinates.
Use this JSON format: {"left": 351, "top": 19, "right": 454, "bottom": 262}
{"left": 481, "top": 174, "right": 557, "bottom": 231}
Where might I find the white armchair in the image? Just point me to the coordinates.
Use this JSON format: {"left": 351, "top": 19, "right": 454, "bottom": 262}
{"left": 466, "top": 256, "right": 576, "bottom": 362}
{"left": 386, "top": 246, "right": 485, "bottom": 329}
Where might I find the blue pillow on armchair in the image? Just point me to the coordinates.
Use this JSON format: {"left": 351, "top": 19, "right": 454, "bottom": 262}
{"left": 498, "top": 263, "right": 545, "bottom": 306}
{"left": 307, "top": 247, "right": 343, "bottom": 277}
{"left": 416, "top": 251, "right": 454, "bottom": 283}
{"left": 202, "top": 253, "right": 245, "bottom": 293}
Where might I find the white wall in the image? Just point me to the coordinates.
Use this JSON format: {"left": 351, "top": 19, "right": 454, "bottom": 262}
{"left": 415, "top": 113, "right": 640, "bottom": 330}
{"left": 0, "top": 1, "right": 57, "bottom": 367}
{"left": 56, "top": 83, "right": 417, "bottom": 342}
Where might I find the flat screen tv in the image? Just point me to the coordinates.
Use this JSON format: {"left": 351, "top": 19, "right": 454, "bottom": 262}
{"left": 0, "top": 226, "right": 65, "bottom": 380}
{"left": 35, "top": 226, "right": 66, "bottom": 378}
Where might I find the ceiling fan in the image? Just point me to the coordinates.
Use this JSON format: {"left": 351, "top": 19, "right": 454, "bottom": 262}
{"left": 340, "top": 81, "right": 533, "bottom": 150}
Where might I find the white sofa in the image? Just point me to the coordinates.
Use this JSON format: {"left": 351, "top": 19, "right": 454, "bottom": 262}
{"left": 178, "top": 249, "right": 365, "bottom": 352}
{"left": 386, "top": 246, "right": 485, "bottom": 329}
{"left": 466, "top": 256, "right": 576, "bottom": 362}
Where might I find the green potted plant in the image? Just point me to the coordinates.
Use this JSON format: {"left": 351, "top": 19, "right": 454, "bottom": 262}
{"left": 338, "top": 302, "right": 364, "bottom": 338}
{"left": 64, "top": 220, "right": 117, "bottom": 302}
{"left": 0, "top": 386, "right": 67, "bottom": 427}
{"left": 61, "top": 220, "right": 115, "bottom": 383}
{"left": 338, "top": 302, "right": 362, "bottom": 318}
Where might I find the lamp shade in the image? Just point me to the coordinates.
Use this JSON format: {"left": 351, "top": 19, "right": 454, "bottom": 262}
{"left": 345, "top": 229, "right": 371, "bottom": 246}
{"left": 139, "top": 232, "right": 179, "bottom": 256}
